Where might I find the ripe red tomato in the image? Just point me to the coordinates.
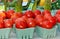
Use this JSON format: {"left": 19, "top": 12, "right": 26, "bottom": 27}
{"left": 35, "top": 15, "right": 44, "bottom": 26}
{"left": 42, "top": 10, "right": 52, "bottom": 20}
{"left": 11, "top": 13, "right": 23, "bottom": 23}
{"left": 11, "top": 13, "right": 18, "bottom": 23}
{"left": 42, "top": 20, "right": 53, "bottom": 29}
{"left": 21, "top": 15, "right": 28, "bottom": 21}
{"left": 15, "top": 20, "right": 27, "bottom": 29}
{"left": 15, "top": 18, "right": 26, "bottom": 24}
{"left": 42, "top": 10, "right": 51, "bottom": 16}
{"left": 0, "top": 17, "right": 4, "bottom": 29}
{"left": 6, "top": 10, "right": 15, "bottom": 18}
{"left": 0, "top": 23, "right": 4, "bottom": 29}
{"left": 15, "top": 12, "right": 23, "bottom": 17}
{"left": 33, "top": 10, "right": 41, "bottom": 17}
{"left": 55, "top": 10, "right": 60, "bottom": 23}
{"left": 48, "top": 17, "right": 56, "bottom": 26}
{"left": 0, "top": 12, "right": 6, "bottom": 19}
{"left": 24, "top": 10, "right": 34, "bottom": 18}
{"left": 27, "top": 18, "right": 36, "bottom": 28}
{"left": 4, "top": 19, "right": 13, "bottom": 28}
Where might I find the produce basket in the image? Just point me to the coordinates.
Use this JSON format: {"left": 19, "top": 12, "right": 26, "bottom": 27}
{"left": 0, "top": 28, "right": 11, "bottom": 39}
{"left": 12, "top": 24, "right": 16, "bottom": 33}
{"left": 36, "top": 25, "right": 57, "bottom": 39}
{"left": 57, "top": 23, "right": 60, "bottom": 31}
{"left": 16, "top": 28, "right": 35, "bottom": 39}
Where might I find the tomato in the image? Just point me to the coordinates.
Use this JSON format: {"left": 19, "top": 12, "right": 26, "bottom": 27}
{"left": 0, "top": 17, "right": 4, "bottom": 29}
{"left": 0, "top": 23, "right": 4, "bottom": 29}
{"left": 42, "top": 10, "right": 51, "bottom": 16}
{"left": 42, "top": 20, "right": 53, "bottom": 29}
{"left": 22, "top": 15, "right": 28, "bottom": 21}
{"left": 11, "top": 13, "right": 18, "bottom": 23}
{"left": 24, "top": 10, "right": 34, "bottom": 18}
{"left": 0, "top": 12, "right": 6, "bottom": 19}
{"left": 55, "top": 10, "right": 60, "bottom": 23}
{"left": 4, "top": 19, "right": 13, "bottom": 28}
{"left": 35, "top": 15, "right": 44, "bottom": 26}
{"left": 16, "top": 12, "right": 23, "bottom": 17}
{"left": 44, "top": 14, "right": 52, "bottom": 20}
{"left": 15, "top": 20, "right": 27, "bottom": 29}
{"left": 33, "top": 10, "right": 41, "bottom": 17}
{"left": 15, "top": 18, "right": 26, "bottom": 24}
{"left": 27, "top": 18, "right": 36, "bottom": 28}
{"left": 6, "top": 10, "right": 15, "bottom": 18}
{"left": 48, "top": 17, "right": 56, "bottom": 26}
{"left": 11, "top": 13, "right": 22, "bottom": 23}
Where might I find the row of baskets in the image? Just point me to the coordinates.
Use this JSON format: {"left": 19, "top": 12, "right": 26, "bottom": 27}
{"left": 0, "top": 24, "right": 60, "bottom": 39}
{"left": 0, "top": 9, "right": 60, "bottom": 39}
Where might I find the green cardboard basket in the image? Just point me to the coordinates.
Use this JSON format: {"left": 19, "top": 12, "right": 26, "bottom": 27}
{"left": 12, "top": 24, "right": 16, "bottom": 33}
{"left": 36, "top": 25, "right": 57, "bottom": 39}
{"left": 0, "top": 28, "right": 11, "bottom": 39}
{"left": 16, "top": 28, "right": 35, "bottom": 39}
{"left": 57, "top": 23, "right": 60, "bottom": 31}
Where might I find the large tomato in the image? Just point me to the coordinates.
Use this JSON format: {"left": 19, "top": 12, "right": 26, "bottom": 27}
{"left": 55, "top": 10, "right": 60, "bottom": 23}
{"left": 21, "top": 15, "right": 28, "bottom": 21}
{"left": 15, "top": 19, "right": 27, "bottom": 29}
{"left": 4, "top": 19, "right": 13, "bottom": 28}
{"left": 42, "top": 10, "right": 52, "bottom": 20}
{"left": 6, "top": 10, "right": 15, "bottom": 18}
{"left": 42, "top": 20, "right": 53, "bottom": 29}
{"left": 0, "top": 12, "right": 6, "bottom": 19}
{"left": 0, "top": 17, "right": 4, "bottom": 29}
{"left": 15, "top": 12, "right": 23, "bottom": 17}
{"left": 11, "top": 13, "right": 22, "bottom": 23}
{"left": 33, "top": 10, "right": 41, "bottom": 17}
{"left": 35, "top": 15, "right": 44, "bottom": 26}
{"left": 27, "top": 18, "right": 36, "bottom": 28}
{"left": 42, "top": 10, "right": 51, "bottom": 16}
{"left": 24, "top": 10, "right": 34, "bottom": 18}
{"left": 48, "top": 17, "right": 56, "bottom": 26}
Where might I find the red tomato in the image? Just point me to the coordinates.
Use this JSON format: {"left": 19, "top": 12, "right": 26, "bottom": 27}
{"left": 42, "top": 20, "right": 53, "bottom": 29}
{"left": 0, "top": 23, "right": 4, "bottom": 29}
{"left": 11, "top": 13, "right": 22, "bottom": 23}
{"left": 44, "top": 14, "right": 52, "bottom": 20}
{"left": 42, "top": 10, "right": 52, "bottom": 20}
{"left": 22, "top": 15, "right": 28, "bottom": 21}
{"left": 16, "top": 12, "right": 23, "bottom": 17}
{"left": 35, "top": 15, "right": 44, "bottom": 26}
{"left": 24, "top": 10, "right": 34, "bottom": 18}
{"left": 0, "top": 12, "right": 6, "bottom": 19}
{"left": 11, "top": 13, "right": 18, "bottom": 23}
{"left": 15, "top": 20, "right": 27, "bottom": 29}
{"left": 6, "top": 10, "right": 15, "bottom": 18}
{"left": 55, "top": 10, "right": 60, "bottom": 23}
{"left": 0, "top": 17, "right": 4, "bottom": 29}
{"left": 33, "top": 10, "right": 41, "bottom": 17}
{"left": 48, "top": 17, "right": 56, "bottom": 26}
{"left": 42, "top": 10, "right": 51, "bottom": 16}
{"left": 15, "top": 18, "right": 26, "bottom": 24}
{"left": 27, "top": 18, "right": 36, "bottom": 28}
{"left": 4, "top": 19, "right": 13, "bottom": 28}
{"left": 0, "top": 17, "right": 4, "bottom": 23}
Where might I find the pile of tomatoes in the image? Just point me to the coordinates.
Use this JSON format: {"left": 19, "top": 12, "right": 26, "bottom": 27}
{"left": 0, "top": 10, "right": 60, "bottom": 29}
